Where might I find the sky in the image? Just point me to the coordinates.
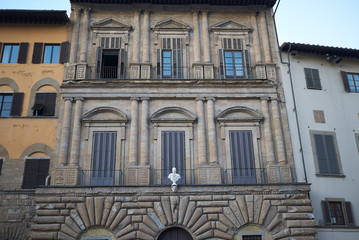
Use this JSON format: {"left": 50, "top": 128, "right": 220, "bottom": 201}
{"left": 1, "top": 0, "right": 359, "bottom": 49}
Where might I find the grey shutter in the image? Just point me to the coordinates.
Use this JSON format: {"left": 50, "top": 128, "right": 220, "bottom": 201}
{"left": 0, "top": 159, "right": 3, "bottom": 175}
{"left": 59, "top": 41, "right": 70, "bottom": 63}
{"left": 18, "top": 42, "right": 29, "bottom": 64}
{"left": 314, "top": 134, "right": 329, "bottom": 174}
{"left": 116, "top": 38, "right": 123, "bottom": 79}
{"left": 344, "top": 202, "right": 355, "bottom": 225}
{"left": 324, "top": 135, "right": 339, "bottom": 174}
{"left": 161, "top": 131, "right": 185, "bottom": 185}
{"left": 91, "top": 132, "right": 117, "bottom": 186}
{"left": 32, "top": 42, "right": 44, "bottom": 64}
{"left": 218, "top": 49, "right": 224, "bottom": 79}
{"left": 157, "top": 48, "right": 161, "bottom": 79}
{"left": 340, "top": 71, "right": 350, "bottom": 92}
{"left": 36, "top": 159, "right": 50, "bottom": 186}
{"left": 312, "top": 69, "right": 322, "bottom": 89}
{"left": 229, "top": 131, "right": 256, "bottom": 184}
{"left": 22, "top": 159, "right": 38, "bottom": 189}
{"left": 321, "top": 200, "right": 332, "bottom": 225}
{"left": 96, "top": 47, "right": 103, "bottom": 79}
{"left": 119, "top": 48, "right": 126, "bottom": 78}
{"left": 305, "top": 68, "right": 322, "bottom": 90}
{"left": 10, "top": 92, "right": 24, "bottom": 116}
{"left": 244, "top": 49, "right": 251, "bottom": 78}
{"left": 43, "top": 93, "right": 56, "bottom": 116}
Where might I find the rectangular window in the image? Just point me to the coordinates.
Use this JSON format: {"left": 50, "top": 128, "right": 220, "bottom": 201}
{"left": 0, "top": 93, "right": 23, "bottom": 117}
{"left": 304, "top": 68, "right": 322, "bottom": 90}
{"left": 242, "top": 236, "right": 262, "bottom": 240}
{"left": 22, "top": 158, "right": 50, "bottom": 189}
{"left": 1, "top": 44, "right": 19, "bottom": 63}
{"left": 346, "top": 73, "right": 359, "bottom": 92}
{"left": 162, "top": 50, "right": 172, "bottom": 78}
{"left": 224, "top": 50, "right": 245, "bottom": 78}
{"left": 157, "top": 38, "right": 183, "bottom": 79}
{"left": 311, "top": 132, "right": 342, "bottom": 175}
{"left": 32, "top": 92, "right": 56, "bottom": 116}
{"left": 43, "top": 44, "right": 60, "bottom": 63}
{"left": 322, "top": 200, "right": 355, "bottom": 225}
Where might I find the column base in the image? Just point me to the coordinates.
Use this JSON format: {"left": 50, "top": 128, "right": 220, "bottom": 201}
{"left": 197, "top": 164, "right": 221, "bottom": 184}
{"left": 267, "top": 165, "right": 280, "bottom": 183}
{"left": 279, "top": 165, "right": 293, "bottom": 183}
{"left": 127, "top": 165, "right": 150, "bottom": 185}
{"left": 52, "top": 166, "right": 80, "bottom": 186}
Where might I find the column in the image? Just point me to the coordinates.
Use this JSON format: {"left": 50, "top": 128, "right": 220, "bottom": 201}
{"left": 132, "top": 9, "right": 141, "bottom": 63}
{"left": 201, "top": 9, "right": 211, "bottom": 63}
{"left": 142, "top": 10, "right": 150, "bottom": 63}
{"left": 129, "top": 98, "right": 139, "bottom": 165}
{"left": 260, "top": 11, "right": 272, "bottom": 63}
{"left": 260, "top": 97, "right": 275, "bottom": 164}
{"left": 196, "top": 98, "right": 207, "bottom": 165}
{"left": 251, "top": 11, "right": 263, "bottom": 64}
{"left": 70, "top": 9, "right": 81, "bottom": 63}
{"left": 69, "top": 98, "right": 84, "bottom": 166}
{"left": 271, "top": 99, "right": 286, "bottom": 165}
{"left": 139, "top": 98, "right": 149, "bottom": 165}
{"left": 58, "top": 98, "right": 73, "bottom": 166}
{"left": 192, "top": 10, "right": 201, "bottom": 63}
{"left": 79, "top": 8, "right": 91, "bottom": 63}
{"left": 206, "top": 98, "right": 218, "bottom": 164}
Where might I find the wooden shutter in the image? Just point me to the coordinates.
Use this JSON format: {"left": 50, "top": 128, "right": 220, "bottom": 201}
{"left": 304, "top": 68, "right": 322, "bottom": 89}
{"left": 32, "top": 42, "right": 44, "bottom": 63}
{"left": 0, "top": 159, "right": 3, "bottom": 175}
{"left": 43, "top": 93, "right": 57, "bottom": 116}
{"left": 59, "top": 41, "right": 70, "bottom": 63}
{"left": 36, "top": 159, "right": 50, "bottom": 186}
{"left": 230, "top": 131, "right": 256, "bottom": 184}
{"left": 32, "top": 92, "right": 45, "bottom": 114}
{"left": 118, "top": 48, "right": 126, "bottom": 78}
{"left": 314, "top": 134, "right": 329, "bottom": 173}
{"left": 314, "top": 134, "right": 340, "bottom": 174}
{"left": 10, "top": 92, "right": 24, "bottom": 116}
{"left": 157, "top": 48, "right": 161, "bottom": 79}
{"left": 340, "top": 71, "right": 350, "bottom": 92}
{"left": 324, "top": 135, "right": 339, "bottom": 174}
{"left": 162, "top": 131, "right": 185, "bottom": 185}
{"left": 321, "top": 200, "right": 332, "bottom": 225}
{"left": 218, "top": 49, "right": 224, "bottom": 79}
{"left": 344, "top": 201, "right": 355, "bottom": 225}
{"left": 22, "top": 159, "right": 38, "bottom": 189}
{"left": 96, "top": 47, "right": 103, "bottom": 79}
{"left": 244, "top": 49, "right": 251, "bottom": 78}
{"left": 17, "top": 42, "right": 29, "bottom": 64}
{"left": 0, "top": 43, "right": 2, "bottom": 61}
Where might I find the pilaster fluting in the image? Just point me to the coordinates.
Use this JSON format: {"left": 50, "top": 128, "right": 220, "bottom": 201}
{"left": 69, "top": 98, "right": 84, "bottom": 166}
{"left": 70, "top": 9, "right": 81, "bottom": 63}
{"left": 196, "top": 98, "right": 207, "bottom": 165}
{"left": 129, "top": 98, "right": 139, "bottom": 165}
{"left": 142, "top": 10, "right": 150, "bottom": 63}
{"left": 132, "top": 9, "right": 141, "bottom": 63}
{"left": 260, "top": 97, "right": 275, "bottom": 164}
{"left": 79, "top": 8, "right": 91, "bottom": 63}
{"left": 58, "top": 98, "right": 73, "bottom": 166}
{"left": 201, "top": 10, "right": 211, "bottom": 63}
{"left": 271, "top": 99, "right": 286, "bottom": 165}
{"left": 260, "top": 11, "right": 272, "bottom": 63}
{"left": 207, "top": 98, "right": 218, "bottom": 164}
{"left": 192, "top": 10, "right": 201, "bottom": 63}
{"left": 140, "top": 98, "right": 149, "bottom": 165}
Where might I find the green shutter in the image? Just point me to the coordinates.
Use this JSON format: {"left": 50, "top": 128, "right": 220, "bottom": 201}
{"left": 0, "top": 159, "right": 3, "bottom": 175}
{"left": 244, "top": 50, "right": 251, "bottom": 78}
{"left": 0, "top": 42, "right": 2, "bottom": 61}
{"left": 36, "top": 159, "right": 50, "bottom": 186}
{"left": 10, "top": 92, "right": 24, "bottom": 116}
{"left": 18, "top": 42, "right": 29, "bottom": 64}
{"left": 32, "top": 42, "right": 44, "bottom": 63}
{"left": 312, "top": 69, "right": 322, "bottom": 89}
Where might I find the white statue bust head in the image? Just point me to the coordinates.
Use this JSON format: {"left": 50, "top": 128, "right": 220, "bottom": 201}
{"left": 168, "top": 167, "right": 181, "bottom": 185}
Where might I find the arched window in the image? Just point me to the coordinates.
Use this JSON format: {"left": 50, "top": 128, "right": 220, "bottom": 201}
{"left": 158, "top": 227, "right": 193, "bottom": 240}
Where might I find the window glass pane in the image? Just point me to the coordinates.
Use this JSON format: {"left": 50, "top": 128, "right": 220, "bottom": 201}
{"left": 10, "top": 45, "right": 19, "bottom": 63}
{"left": 2, "top": 45, "right": 11, "bottom": 63}
{"left": 0, "top": 94, "right": 13, "bottom": 117}
{"left": 43, "top": 45, "right": 52, "bottom": 63}
{"left": 347, "top": 74, "right": 353, "bottom": 80}
{"left": 43, "top": 45, "right": 60, "bottom": 63}
{"left": 52, "top": 45, "right": 60, "bottom": 63}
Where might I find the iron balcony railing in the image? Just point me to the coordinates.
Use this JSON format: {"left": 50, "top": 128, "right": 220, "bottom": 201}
{"left": 151, "top": 169, "right": 195, "bottom": 185}
{"left": 80, "top": 170, "right": 123, "bottom": 186}
{"left": 224, "top": 168, "right": 267, "bottom": 184}
{"left": 155, "top": 66, "right": 190, "bottom": 79}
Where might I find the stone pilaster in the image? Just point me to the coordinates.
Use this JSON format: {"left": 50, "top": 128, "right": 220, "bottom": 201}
{"left": 140, "top": 98, "right": 149, "bottom": 166}
{"left": 192, "top": 10, "right": 201, "bottom": 63}
{"left": 70, "top": 8, "right": 81, "bottom": 64}
{"left": 132, "top": 9, "right": 141, "bottom": 63}
{"left": 206, "top": 98, "right": 218, "bottom": 164}
{"left": 129, "top": 98, "right": 139, "bottom": 165}
{"left": 201, "top": 9, "right": 211, "bottom": 63}
{"left": 260, "top": 11, "right": 272, "bottom": 63}
{"left": 196, "top": 98, "right": 207, "bottom": 166}
{"left": 69, "top": 98, "right": 84, "bottom": 166}
{"left": 142, "top": 10, "right": 150, "bottom": 63}
{"left": 79, "top": 8, "right": 91, "bottom": 63}
{"left": 58, "top": 98, "right": 73, "bottom": 166}
{"left": 271, "top": 99, "right": 287, "bottom": 166}
{"left": 251, "top": 11, "right": 263, "bottom": 64}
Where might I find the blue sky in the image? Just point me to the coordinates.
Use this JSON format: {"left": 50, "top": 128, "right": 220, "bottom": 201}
{"left": 2, "top": 0, "right": 359, "bottom": 49}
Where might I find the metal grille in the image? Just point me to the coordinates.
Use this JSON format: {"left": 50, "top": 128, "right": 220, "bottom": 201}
{"left": 242, "top": 235, "right": 262, "bottom": 240}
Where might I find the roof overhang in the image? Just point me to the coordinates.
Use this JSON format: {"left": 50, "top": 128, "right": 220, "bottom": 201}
{"left": 0, "top": 10, "right": 69, "bottom": 25}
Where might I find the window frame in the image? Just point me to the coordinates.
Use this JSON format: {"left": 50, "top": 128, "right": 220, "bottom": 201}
{"left": 43, "top": 44, "right": 60, "bottom": 64}
{"left": 223, "top": 50, "right": 246, "bottom": 79}
{"left": 304, "top": 67, "right": 322, "bottom": 90}
{"left": 0, "top": 92, "right": 24, "bottom": 117}
{"left": 21, "top": 158, "right": 50, "bottom": 189}
{"left": 1, "top": 44, "right": 19, "bottom": 63}
{"left": 322, "top": 199, "right": 355, "bottom": 226}
{"left": 310, "top": 130, "right": 343, "bottom": 177}
{"left": 156, "top": 37, "right": 184, "bottom": 79}
{"left": 346, "top": 72, "right": 359, "bottom": 93}
{"left": 32, "top": 92, "right": 57, "bottom": 117}
{"left": 237, "top": 231, "right": 265, "bottom": 240}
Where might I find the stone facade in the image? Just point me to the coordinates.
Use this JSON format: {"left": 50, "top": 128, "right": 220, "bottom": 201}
{"left": 31, "top": 185, "right": 316, "bottom": 240}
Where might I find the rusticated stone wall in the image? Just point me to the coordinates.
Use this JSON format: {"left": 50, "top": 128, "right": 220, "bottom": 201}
{"left": 30, "top": 184, "right": 317, "bottom": 240}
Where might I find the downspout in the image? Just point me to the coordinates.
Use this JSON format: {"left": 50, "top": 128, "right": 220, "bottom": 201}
{"left": 272, "top": 0, "right": 308, "bottom": 183}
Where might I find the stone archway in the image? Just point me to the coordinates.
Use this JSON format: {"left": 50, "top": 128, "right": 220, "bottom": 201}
{"left": 158, "top": 227, "right": 193, "bottom": 240}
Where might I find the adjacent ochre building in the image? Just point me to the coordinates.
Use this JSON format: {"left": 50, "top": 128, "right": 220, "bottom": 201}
{"left": 280, "top": 43, "right": 359, "bottom": 240}
{"left": 1, "top": 1, "right": 318, "bottom": 240}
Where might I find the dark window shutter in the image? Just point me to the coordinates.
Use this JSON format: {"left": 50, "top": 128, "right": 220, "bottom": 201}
{"left": 305, "top": 68, "right": 322, "bottom": 89}
{"left": 325, "top": 135, "right": 339, "bottom": 174}
{"left": 118, "top": 48, "right": 126, "bottom": 78}
{"left": 0, "top": 159, "right": 3, "bottom": 175}
{"left": 59, "top": 41, "right": 70, "bottom": 64}
{"left": 18, "top": 42, "right": 29, "bottom": 64}
{"left": 244, "top": 49, "right": 251, "bottom": 78}
{"left": 218, "top": 49, "right": 224, "bottom": 79}
{"left": 96, "top": 47, "right": 103, "bottom": 79}
{"left": 157, "top": 48, "right": 161, "bottom": 78}
{"left": 321, "top": 200, "right": 332, "bottom": 225}
{"left": 344, "top": 202, "right": 355, "bottom": 225}
{"left": 304, "top": 68, "right": 314, "bottom": 88}
{"left": 314, "top": 134, "right": 329, "bottom": 173}
{"left": 0, "top": 42, "right": 2, "bottom": 61}
{"left": 22, "top": 159, "right": 38, "bottom": 189}
{"left": 340, "top": 71, "right": 350, "bottom": 92}
{"left": 36, "top": 159, "right": 50, "bottom": 186}
{"left": 312, "top": 69, "right": 322, "bottom": 89}
{"left": 10, "top": 92, "right": 24, "bottom": 116}
{"left": 32, "top": 42, "right": 44, "bottom": 64}
{"left": 43, "top": 93, "right": 56, "bottom": 116}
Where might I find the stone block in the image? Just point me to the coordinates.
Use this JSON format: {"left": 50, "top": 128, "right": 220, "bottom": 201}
{"left": 36, "top": 209, "right": 60, "bottom": 216}
{"left": 34, "top": 216, "right": 65, "bottom": 224}
{"left": 138, "top": 196, "right": 161, "bottom": 202}
{"left": 31, "top": 224, "right": 61, "bottom": 231}
{"left": 132, "top": 215, "right": 142, "bottom": 223}
{"left": 203, "top": 207, "right": 222, "bottom": 214}
{"left": 61, "top": 197, "right": 85, "bottom": 203}
{"left": 35, "top": 197, "right": 61, "bottom": 203}
{"left": 190, "top": 195, "right": 212, "bottom": 201}
{"left": 31, "top": 232, "right": 57, "bottom": 239}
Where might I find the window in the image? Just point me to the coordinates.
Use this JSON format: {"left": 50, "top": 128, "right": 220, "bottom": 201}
{"left": 32, "top": 42, "right": 69, "bottom": 64}
{"left": 242, "top": 236, "right": 262, "bottom": 240}
{"left": 22, "top": 158, "right": 50, "bottom": 189}
{"left": 341, "top": 71, "right": 359, "bottom": 93}
{"left": 311, "top": 131, "right": 342, "bottom": 175}
{"left": 157, "top": 38, "right": 183, "bottom": 79}
{"left": 0, "top": 159, "right": 3, "bottom": 175}
{"left": 322, "top": 200, "right": 355, "bottom": 225}
{"left": 0, "top": 42, "right": 29, "bottom": 64}
{"left": 304, "top": 68, "right": 322, "bottom": 90}
{"left": 0, "top": 93, "right": 24, "bottom": 117}
{"left": 32, "top": 92, "right": 56, "bottom": 116}
{"left": 219, "top": 38, "right": 250, "bottom": 79}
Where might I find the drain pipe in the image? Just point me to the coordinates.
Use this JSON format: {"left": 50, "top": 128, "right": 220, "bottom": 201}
{"left": 272, "top": 0, "right": 308, "bottom": 183}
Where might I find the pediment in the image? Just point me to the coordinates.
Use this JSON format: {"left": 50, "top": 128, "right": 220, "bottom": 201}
{"left": 82, "top": 107, "right": 127, "bottom": 123}
{"left": 211, "top": 19, "right": 251, "bottom": 33}
{"left": 92, "top": 18, "right": 132, "bottom": 31}
{"left": 152, "top": 18, "right": 191, "bottom": 32}
{"left": 150, "top": 107, "right": 196, "bottom": 123}
{"left": 217, "top": 106, "right": 262, "bottom": 123}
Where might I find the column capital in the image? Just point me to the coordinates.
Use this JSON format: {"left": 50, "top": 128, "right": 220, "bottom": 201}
{"left": 83, "top": 8, "right": 92, "bottom": 14}
{"left": 201, "top": 9, "right": 209, "bottom": 14}
{"left": 260, "top": 97, "right": 270, "bottom": 101}
{"left": 143, "top": 9, "right": 151, "bottom": 14}
{"left": 206, "top": 97, "right": 216, "bottom": 102}
{"left": 74, "top": 97, "right": 84, "bottom": 101}
{"left": 191, "top": 9, "right": 200, "bottom": 14}
{"left": 130, "top": 97, "right": 140, "bottom": 101}
{"left": 63, "top": 97, "right": 73, "bottom": 102}
{"left": 141, "top": 97, "right": 150, "bottom": 101}
{"left": 195, "top": 97, "right": 206, "bottom": 101}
